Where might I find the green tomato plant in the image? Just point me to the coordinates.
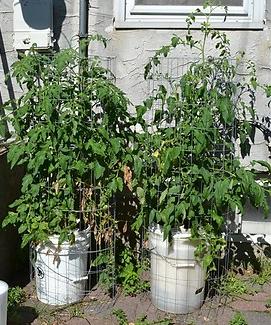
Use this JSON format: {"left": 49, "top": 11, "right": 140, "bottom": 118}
{"left": 132, "top": 3, "right": 271, "bottom": 270}
{"left": 1, "top": 40, "right": 134, "bottom": 247}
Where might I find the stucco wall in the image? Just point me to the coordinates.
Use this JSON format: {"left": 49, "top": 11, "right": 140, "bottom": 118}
{"left": 0, "top": 0, "right": 271, "bottom": 243}
{"left": 89, "top": 1, "right": 271, "bottom": 161}
{"left": 1, "top": 1, "right": 271, "bottom": 120}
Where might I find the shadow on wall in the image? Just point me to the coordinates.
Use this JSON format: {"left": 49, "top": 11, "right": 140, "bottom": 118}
{"left": 52, "top": 0, "right": 67, "bottom": 50}
{"left": 0, "top": 27, "right": 14, "bottom": 140}
{"left": 19, "top": 0, "right": 67, "bottom": 51}
{"left": 0, "top": 15, "right": 21, "bottom": 282}
{"left": 0, "top": 152, "right": 25, "bottom": 283}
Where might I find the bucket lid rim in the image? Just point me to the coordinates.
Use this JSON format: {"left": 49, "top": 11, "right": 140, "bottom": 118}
{"left": 0, "top": 280, "right": 8, "bottom": 294}
{"left": 149, "top": 224, "right": 191, "bottom": 239}
{"left": 34, "top": 227, "right": 90, "bottom": 250}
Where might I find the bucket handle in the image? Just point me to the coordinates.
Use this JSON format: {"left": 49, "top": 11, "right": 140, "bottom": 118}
{"left": 71, "top": 275, "right": 88, "bottom": 283}
{"left": 169, "top": 262, "right": 195, "bottom": 268}
{"left": 150, "top": 247, "right": 196, "bottom": 268}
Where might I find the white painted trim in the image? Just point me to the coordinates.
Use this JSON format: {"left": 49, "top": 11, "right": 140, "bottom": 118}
{"left": 130, "top": 4, "right": 248, "bottom": 15}
{"left": 114, "top": 21, "right": 264, "bottom": 30}
{"left": 114, "top": 0, "right": 265, "bottom": 30}
{"left": 114, "top": 0, "right": 126, "bottom": 24}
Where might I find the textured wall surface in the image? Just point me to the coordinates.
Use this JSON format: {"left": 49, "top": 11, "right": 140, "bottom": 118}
{"left": 0, "top": 3, "right": 270, "bottom": 167}
{"left": 105, "top": 1, "right": 271, "bottom": 163}
{"left": 0, "top": 0, "right": 271, "bottom": 244}
{"left": 1, "top": 1, "right": 271, "bottom": 116}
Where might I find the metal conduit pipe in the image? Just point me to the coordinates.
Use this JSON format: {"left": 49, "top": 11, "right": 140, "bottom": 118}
{"left": 79, "top": 0, "right": 89, "bottom": 60}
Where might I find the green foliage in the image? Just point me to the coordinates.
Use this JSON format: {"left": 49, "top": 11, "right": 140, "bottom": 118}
{"left": 117, "top": 248, "right": 149, "bottom": 296}
{"left": 68, "top": 305, "right": 84, "bottom": 319}
{"left": 93, "top": 247, "right": 149, "bottom": 295}
{"left": 265, "top": 297, "right": 271, "bottom": 308}
{"left": 8, "top": 286, "right": 26, "bottom": 311}
{"left": 221, "top": 259, "right": 271, "bottom": 299}
{"left": 186, "top": 320, "right": 196, "bottom": 325}
{"left": 113, "top": 309, "right": 129, "bottom": 325}
{"left": 251, "top": 257, "right": 271, "bottom": 286}
{"left": 229, "top": 312, "right": 248, "bottom": 325}
{"left": 112, "top": 309, "right": 173, "bottom": 325}
{"left": 220, "top": 273, "right": 252, "bottom": 297}
{"left": 1, "top": 42, "right": 134, "bottom": 246}
{"left": 90, "top": 250, "right": 115, "bottom": 291}
{"left": 132, "top": 4, "right": 270, "bottom": 270}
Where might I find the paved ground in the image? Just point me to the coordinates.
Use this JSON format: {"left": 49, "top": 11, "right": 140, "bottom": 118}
{"left": 7, "top": 281, "right": 271, "bottom": 325}
{"left": 7, "top": 236, "right": 271, "bottom": 324}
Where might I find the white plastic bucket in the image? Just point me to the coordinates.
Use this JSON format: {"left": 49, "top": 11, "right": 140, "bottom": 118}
{"left": 149, "top": 225, "right": 206, "bottom": 314}
{"left": 0, "top": 280, "right": 8, "bottom": 325}
{"left": 34, "top": 228, "right": 90, "bottom": 305}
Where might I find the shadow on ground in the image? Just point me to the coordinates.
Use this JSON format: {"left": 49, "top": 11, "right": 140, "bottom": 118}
{"left": 8, "top": 306, "right": 38, "bottom": 325}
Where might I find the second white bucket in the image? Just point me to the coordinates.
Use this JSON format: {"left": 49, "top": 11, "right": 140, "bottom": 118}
{"left": 0, "top": 280, "right": 8, "bottom": 325}
{"left": 149, "top": 225, "right": 206, "bottom": 314}
{"left": 34, "top": 228, "right": 90, "bottom": 305}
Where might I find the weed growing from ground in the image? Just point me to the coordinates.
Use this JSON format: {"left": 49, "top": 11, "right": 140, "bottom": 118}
{"left": 8, "top": 286, "right": 26, "bottom": 311}
{"left": 220, "top": 273, "right": 253, "bottom": 297}
{"left": 113, "top": 309, "right": 128, "bottom": 325}
{"left": 229, "top": 312, "right": 248, "bottom": 325}
{"left": 92, "top": 247, "right": 150, "bottom": 295}
{"left": 250, "top": 257, "right": 271, "bottom": 286}
{"left": 68, "top": 304, "right": 84, "bottom": 319}
{"left": 118, "top": 248, "right": 150, "bottom": 296}
{"left": 112, "top": 309, "right": 173, "bottom": 325}
{"left": 265, "top": 297, "right": 271, "bottom": 308}
{"left": 186, "top": 320, "right": 196, "bottom": 325}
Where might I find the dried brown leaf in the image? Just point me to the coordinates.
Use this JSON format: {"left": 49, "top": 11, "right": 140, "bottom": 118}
{"left": 124, "top": 165, "right": 133, "bottom": 190}
{"left": 123, "top": 221, "right": 128, "bottom": 234}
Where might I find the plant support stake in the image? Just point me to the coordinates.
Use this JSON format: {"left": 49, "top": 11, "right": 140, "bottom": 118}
{"left": 79, "top": 0, "right": 89, "bottom": 63}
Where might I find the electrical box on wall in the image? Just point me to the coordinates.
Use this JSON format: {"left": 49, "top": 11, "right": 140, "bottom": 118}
{"left": 13, "top": 0, "right": 53, "bottom": 50}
